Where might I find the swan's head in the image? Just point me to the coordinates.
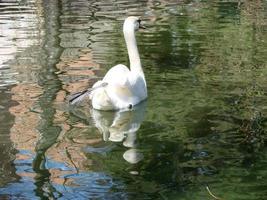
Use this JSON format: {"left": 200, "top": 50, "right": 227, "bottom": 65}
{"left": 123, "top": 16, "right": 145, "bottom": 33}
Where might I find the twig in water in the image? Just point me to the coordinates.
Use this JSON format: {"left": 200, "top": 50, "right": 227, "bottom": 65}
{"left": 206, "top": 185, "right": 222, "bottom": 200}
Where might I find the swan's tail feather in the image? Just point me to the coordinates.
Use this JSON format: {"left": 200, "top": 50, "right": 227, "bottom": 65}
{"left": 69, "top": 89, "right": 91, "bottom": 105}
{"left": 69, "top": 82, "right": 108, "bottom": 105}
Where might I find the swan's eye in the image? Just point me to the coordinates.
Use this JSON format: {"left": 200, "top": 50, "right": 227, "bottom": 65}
{"left": 134, "top": 19, "right": 141, "bottom": 31}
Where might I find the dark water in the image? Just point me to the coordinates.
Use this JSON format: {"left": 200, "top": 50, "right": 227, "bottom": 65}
{"left": 0, "top": 0, "right": 267, "bottom": 199}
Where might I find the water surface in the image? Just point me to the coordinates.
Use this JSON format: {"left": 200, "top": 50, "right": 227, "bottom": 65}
{"left": 0, "top": 0, "right": 267, "bottom": 199}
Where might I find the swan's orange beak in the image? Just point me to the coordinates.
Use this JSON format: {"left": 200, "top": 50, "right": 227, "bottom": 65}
{"left": 139, "top": 24, "right": 146, "bottom": 29}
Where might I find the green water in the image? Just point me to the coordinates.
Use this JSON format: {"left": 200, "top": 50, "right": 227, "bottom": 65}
{"left": 0, "top": 0, "right": 267, "bottom": 199}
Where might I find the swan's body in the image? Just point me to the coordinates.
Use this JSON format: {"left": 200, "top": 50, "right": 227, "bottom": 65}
{"left": 70, "top": 16, "right": 147, "bottom": 110}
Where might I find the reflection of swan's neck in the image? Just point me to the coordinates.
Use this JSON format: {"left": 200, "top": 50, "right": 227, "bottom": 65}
{"left": 123, "top": 26, "right": 143, "bottom": 76}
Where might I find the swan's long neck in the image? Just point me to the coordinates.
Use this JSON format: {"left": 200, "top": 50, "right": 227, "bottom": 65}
{"left": 123, "top": 26, "right": 144, "bottom": 76}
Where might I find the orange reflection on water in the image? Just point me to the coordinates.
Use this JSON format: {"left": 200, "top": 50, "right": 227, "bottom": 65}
{"left": 7, "top": 48, "right": 104, "bottom": 187}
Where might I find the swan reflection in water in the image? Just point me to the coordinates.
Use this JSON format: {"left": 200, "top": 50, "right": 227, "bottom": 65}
{"left": 91, "top": 101, "right": 146, "bottom": 164}
{"left": 71, "top": 101, "right": 146, "bottom": 164}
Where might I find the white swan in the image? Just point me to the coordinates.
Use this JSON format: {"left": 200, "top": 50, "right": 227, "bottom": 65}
{"left": 70, "top": 16, "right": 147, "bottom": 110}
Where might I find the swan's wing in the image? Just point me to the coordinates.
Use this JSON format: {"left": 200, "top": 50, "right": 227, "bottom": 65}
{"left": 103, "top": 64, "right": 130, "bottom": 85}
{"left": 69, "top": 82, "right": 108, "bottom": 104}
{"left": 102, "top": 64, "right": 136, "bottom": 103}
